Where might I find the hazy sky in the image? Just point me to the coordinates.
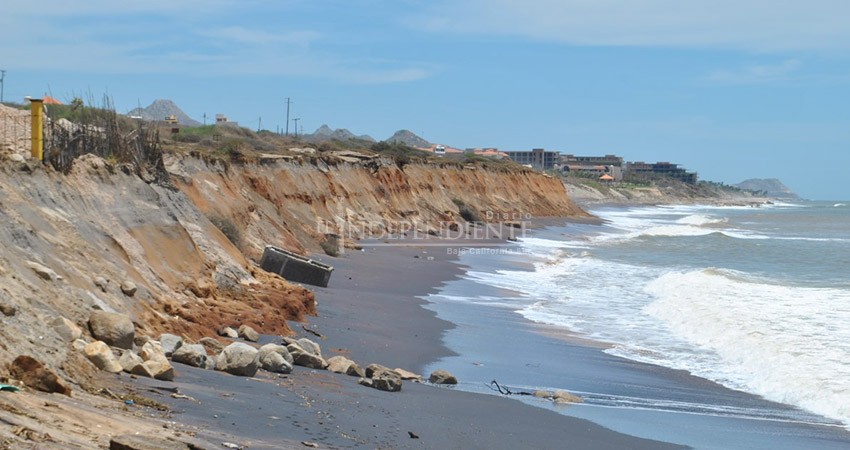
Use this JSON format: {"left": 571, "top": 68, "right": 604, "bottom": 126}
{"left": 2, "top": 1, "right": 849, "bottom": 199}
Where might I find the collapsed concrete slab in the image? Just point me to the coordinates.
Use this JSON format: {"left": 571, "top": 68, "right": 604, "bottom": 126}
{"left": 259, "top": 245, "right": 333, "bottom": 288}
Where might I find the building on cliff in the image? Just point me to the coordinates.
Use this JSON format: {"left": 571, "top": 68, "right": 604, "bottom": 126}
{"left": 625, "top": 161, "right": 698, "bottom": 184}
{"left": 503, "top": 148, "right": 560, "bottom": 170}
{"left": 561, "top": 154, "right": 625, "bottom": 181}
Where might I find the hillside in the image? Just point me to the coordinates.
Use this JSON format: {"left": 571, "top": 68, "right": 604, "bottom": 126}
{"left": 734, "top": 178, "right": 799, "bottom": 199}
{"left": 305, "top": 124, "right": 375, "bottom": 143}
{"left": 128, "top": 99, "right": 201, "bottom": 126}
{"left": 386, "top": 129, "right": 431, "bottom": 148}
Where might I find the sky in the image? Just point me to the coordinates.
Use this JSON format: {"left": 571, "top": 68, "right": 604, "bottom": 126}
{"left": 2, "top": 1, "right": 849, "bottom": 200}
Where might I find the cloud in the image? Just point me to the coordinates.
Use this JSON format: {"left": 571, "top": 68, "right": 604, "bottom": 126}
{"left": 415, "top": 0, "right": 850, "bottom": 53}
{"left": 704, "top": 59, "right": 802, "bottom": 85}
{"left": 0, "top": 2, "right": 431, "bottom": 84}
{"left": 201, "top": 27, "right": 322, "bottom": 46}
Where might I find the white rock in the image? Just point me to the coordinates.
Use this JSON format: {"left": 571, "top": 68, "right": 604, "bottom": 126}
{"left": 84, "top": 341, "right": 122, "bottom": 373}
{"left": 215, "top": 342, "right": 259, "bottom": 377}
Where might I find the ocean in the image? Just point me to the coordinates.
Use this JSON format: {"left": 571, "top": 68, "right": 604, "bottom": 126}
{"left": 422, "top": 201, "right": 850, "bottom": 449}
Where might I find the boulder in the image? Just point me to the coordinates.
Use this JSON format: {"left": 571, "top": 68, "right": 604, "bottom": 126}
{"left": 365, "top": 364, "right": 397, "bottom": 379}
{"left": 199, "top": 337, "right": 225, "bottom": 354}
{"left": 9, "top": 355, "right": 72, "bottom": 396}
{"left": 93, "top": 276, "right": 108, "bottom": 292}
{"left": 88, "top": 311, "right": 135, "bottom": 349}
{"left": 109, "top": 434, "right": 193, "bottom": 450}
{"left": 217, "top": 326, "right": 238, "bottom": 339}
{"left": 365, "top": 364, "right": 403, "bottom": 391}
{"left": 258, "top": 349, "right": 293, "bottom": 374}
{"left": 171, "top": 344, "right": 208, "bottom": 368}
{"left": 158, "top": 333, "right": 183, "bottom": 357}
{"left": 215, "top": 342, "right": 259, "bottom": 377}
{"left": 26, "top": 261, "right": 61, "bottom": 281}
{"left": 371, "top": 374, "right": 402, "bottom": 392}
{"left": 287, "top": 343, "right": 327, "bottom": 369}
{"left": 553, "top": 390, "right": 583, "bottom": 404}
{"left": 51, "top": 316, "right": 83, "bottom": 342}
{"left": 326, "top": 356, "right": 355, "bottom": 374}
{"left": 346, "top": 363, "right": 366, "bottom": 378}
{"left": 258, "top": 343, "right": 293, "bottom": 365}
{"left": 120, "top": 280, "right": 137, "bottom": 297}
{"left": 84, "top": 341, "right": 123, "bottom": 373}
{"left": 131, "top": 360, "right": 174, "bottom": 381}
{"left": 394, "top": 368, "right": 422, "bottom": 381}
{"left": 428, "top": 369, "right": 458, "bottom": 385}
{"left": 237, "top": 324, "right": 260, "bottom": 342}
{"left": 139, "top": 341, "right": 169, "bottom": 365}
{"left": 118, "top": 350, "right": 144, "bottom": 373}
{"left": 134, "top": 335, "right": 151, "bottom": 347}
{"left": 296, "top": 338, "right": 322, "bottom": 357}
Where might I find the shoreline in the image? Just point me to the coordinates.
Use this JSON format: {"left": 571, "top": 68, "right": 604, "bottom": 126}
{"left": 417, "top": 211, "right": 850, "bottom": 450}
{"left": 124, "top": 237, "right": 683, "bottom": 449}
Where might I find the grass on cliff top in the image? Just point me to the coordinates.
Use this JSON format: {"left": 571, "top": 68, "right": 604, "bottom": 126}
{"left": 158, "top": 122, "right": 532, "bottom": 173}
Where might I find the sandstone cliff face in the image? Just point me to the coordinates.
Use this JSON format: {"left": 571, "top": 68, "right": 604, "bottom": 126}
{"left": 166, "top": 155, "right": 589, "bottom": 258}
{"left": 0, "top": 152, "right": 586, "bottom": 385}
{"left": 0, "top": 156, "right": 314, "bottom": 373}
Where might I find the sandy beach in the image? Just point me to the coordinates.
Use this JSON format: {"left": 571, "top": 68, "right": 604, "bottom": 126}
{"left": 125, "top": 238, "right": 684, "bottom": 449}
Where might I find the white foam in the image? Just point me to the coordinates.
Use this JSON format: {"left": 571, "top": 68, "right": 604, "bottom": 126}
{"left": 449, "top": 203, "right": 850, "bottom": 428}
{"left": 644, "top": 269, "right": 850, "bottom": 427}
{"left": 675, "top": 214, "right": 729, "bottom": 227}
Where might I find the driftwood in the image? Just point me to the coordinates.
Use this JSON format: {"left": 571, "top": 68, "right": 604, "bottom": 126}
{"left": 488, "top": 380, "right": 532, "bottom": 396}
{"left": 302, "top": 325, "right": 325, "bottom": 340}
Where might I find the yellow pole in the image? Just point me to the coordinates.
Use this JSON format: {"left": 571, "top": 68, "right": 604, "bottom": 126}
{"left": 30, "top": 98, "right": 44, "bottom": 161}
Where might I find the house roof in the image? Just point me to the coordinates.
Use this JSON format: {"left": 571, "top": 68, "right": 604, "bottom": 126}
{"left": 42, "top": 95, "right": 63, "bottom": 105}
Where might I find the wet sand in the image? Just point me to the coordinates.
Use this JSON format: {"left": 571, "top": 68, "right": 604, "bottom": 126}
{"left": 129, "top": 239, "right": 684, "bottom": 449}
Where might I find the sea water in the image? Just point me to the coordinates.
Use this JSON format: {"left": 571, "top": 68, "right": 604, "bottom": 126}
{"left": 424, "top": 201, "right": 850, "bottom": 445}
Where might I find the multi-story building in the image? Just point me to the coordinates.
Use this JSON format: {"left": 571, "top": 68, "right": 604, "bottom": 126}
{"left": 503, "top": 148, "right": 560, "bottom": 170}
{"left": 625, "top": 161, "right": 698, "bottom": 184}
{"left": 561, "top": 154, "right": 624, "bottom": 167}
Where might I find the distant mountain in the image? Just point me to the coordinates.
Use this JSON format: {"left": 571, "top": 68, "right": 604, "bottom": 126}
{"left": 386, "top": 130, "right": 431, "bottom": 148}
{"left": 306, "top": 124, "right": 375, "bottom": 143}
{"left": 127, "top": 99, "right": 201, "bottom": 126}
{"left": 734, "top": 178, "right": 799, "bottom": 199}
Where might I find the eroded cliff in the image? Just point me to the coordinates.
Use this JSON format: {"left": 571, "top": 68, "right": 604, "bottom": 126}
{"left": 167, "top": 154, "right": 589, "bottom": 259}
{"left": 0, "top": 151, "right": 587, "bottom": 395}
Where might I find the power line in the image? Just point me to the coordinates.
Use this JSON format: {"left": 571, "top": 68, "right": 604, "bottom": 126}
{"left": 285, "top": 97, "right": 292, "bottom": 136}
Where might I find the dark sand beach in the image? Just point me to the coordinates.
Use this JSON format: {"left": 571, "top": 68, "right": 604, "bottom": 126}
{"left": 128, "top": 239, "right": 685, "bottom": 449}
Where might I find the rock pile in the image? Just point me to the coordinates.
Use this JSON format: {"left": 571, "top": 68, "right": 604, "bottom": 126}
{"left": 66, "top": 311, "right": 434, "bottom": 400}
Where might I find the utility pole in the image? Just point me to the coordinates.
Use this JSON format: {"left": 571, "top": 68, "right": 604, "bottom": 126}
{"left": 258, "top": 117, "right": 262, "bottom": 133}
{"left": 285, "top": 97, "right": 292, "bottom": 136}
{"left": 0, "top": 70, "right": 6, "bottom": 104}
{"left": 292, "top": 118, "right": 300, "bottom": 137}
{"left": 203, "top": 112, "right": 207, "bottom": 126}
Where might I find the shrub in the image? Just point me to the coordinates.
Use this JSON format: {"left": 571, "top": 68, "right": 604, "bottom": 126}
{"left": 452, "top": 198, "right": 481, "bottom": 222}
